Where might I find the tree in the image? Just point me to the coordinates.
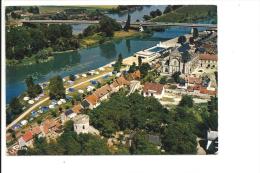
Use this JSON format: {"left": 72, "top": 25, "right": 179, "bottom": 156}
{"left": 161, "top": 123, "right": 197, "bottom": 154}
{"left": 128, "top": 62, "right": 137, "bottom": 73}
{"left": 180, "top": 51, "right": 191, "bottom": 74}
{"left": 179, "top": 95, "right": 194, "bottom": 108}
{"left": 138, "top": 56, "right": 142, "bottom": 66}
{"left": 130, "top": 131, "right": 160, "bottom": 155}
{"left": 164, "top": 5, "right": 172, "bottom": 14}
{"left": 124, "top": 14, "right": 131, "bottom": 31}
{"left": 28, "top": 6, "right": 39, "bottom": 14}
{"left": 172, "top": 71, "right": 181, "bottom": 83}
{"left": 155, "top": 9, "right": 162, "bottom": 16}
{"left": 69, "top": 74, "right": 76, "bottom": 81}
{"left": 25, "top": 76, "right": 36, "bottom": 98}
{"left": 143, "top": 15, "right": 152, "bottom": 21}
{"left": 177, "top": 35, "right": 187, "bottom": 44}
{"left": 47, "top": 24, "right": 61, "bottom": 44}
{"left": 60, "top": 24, "right": 72, "bottom": 38}
{"left": 99, "top": 16, "right": 121, "bottom": 37}
{"left": 83, "top": 24, "right": 100, "bottom": 37}
{"left": 150, "top": 11, "right": 157, "bottom": 18}
{"left": 9, "top": 97, "right": 23, "bottom": 115}
{"left": 49, "top": 76, "right": 65, "bottom": 100}
{"left": 159, "top": 76, "right": 167, "bottom": 84}
{"left": 139, "top": 63, "right": 151, "bottom": 78}
{"left": 25, "top": 76, "right": 42, "bottom": 98}
{"left": 81, "top": 135, "right": 110, "bottom": 155}
{"left": 192, "top": 27, "right": 199, "bottom": 38}
{"left": 34, "top": 49, "right": 48, "bottom": 60}
{"left": 113, "top": 53, "right": 123, "bottom": 72}
{"left": 63, "top": 120, "right": 74, "bottom": 132}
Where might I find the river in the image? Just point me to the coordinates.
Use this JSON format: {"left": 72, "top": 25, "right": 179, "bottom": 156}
{"left": 6, "top": 5, "right": 207, "bottom": 103}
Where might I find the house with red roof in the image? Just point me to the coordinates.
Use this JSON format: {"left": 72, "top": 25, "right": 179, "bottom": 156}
{"left": 143, "top": 82, "right": 165, "bottom": 99}
{"left": 84, "top": 94, "right": 100, "bottom": 110}
{"left": 18, "top": 131, "right": 34, "bottom": 148}
{"left": 199, "top": 53, "right": 218, "bottom": 68}
{"left": 110, "top": 76, "right": 130, "bottom": 92}
{"left": 93, "top": 84, "right": 112, "bottom": 101}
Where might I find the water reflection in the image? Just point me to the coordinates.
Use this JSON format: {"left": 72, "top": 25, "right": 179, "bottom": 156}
{"left": 99, "top": 42, "right": 117, "bottom": 59}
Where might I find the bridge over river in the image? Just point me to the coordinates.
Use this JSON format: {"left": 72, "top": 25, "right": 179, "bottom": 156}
{"left": 21, "top": 19, "right": 217, "bottom": 29}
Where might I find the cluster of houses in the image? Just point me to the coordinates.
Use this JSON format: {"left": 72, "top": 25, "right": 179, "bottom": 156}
{"left": 83, "top": 71, "right": 141, "bottom": 109}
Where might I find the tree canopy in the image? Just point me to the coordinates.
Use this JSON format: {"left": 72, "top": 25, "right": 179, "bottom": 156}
{"left": 48, "top": 75, "right": 65, "bottom": 100}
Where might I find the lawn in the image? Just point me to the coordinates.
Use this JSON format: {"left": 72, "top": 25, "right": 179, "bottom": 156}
{"left": 152, "top": 5, "right": 217, "bottom": 23}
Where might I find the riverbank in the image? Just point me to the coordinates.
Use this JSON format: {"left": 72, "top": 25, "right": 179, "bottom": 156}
{"left": 6, "top": 30, "right": 149, "bottom": 67}
{"left": 80, "top": 30, "right": 149, "bottom": 47}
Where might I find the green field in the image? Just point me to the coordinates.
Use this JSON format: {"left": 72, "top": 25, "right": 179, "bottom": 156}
{"left": 152, "top": 5, "right": 217, "bottom": 24}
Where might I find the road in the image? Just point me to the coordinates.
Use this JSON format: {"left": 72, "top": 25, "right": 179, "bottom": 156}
{"left": 6, "top": 71, "right": 112, "bottom": 131}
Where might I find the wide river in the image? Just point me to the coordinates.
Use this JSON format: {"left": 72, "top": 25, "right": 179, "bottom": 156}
{"left": 6, "top": 6, "right": 208, "bottom": 103}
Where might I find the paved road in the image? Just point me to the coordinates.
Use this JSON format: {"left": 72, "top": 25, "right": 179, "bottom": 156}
{"left": 6, "top": 71, "right": 112, "bottom": 131}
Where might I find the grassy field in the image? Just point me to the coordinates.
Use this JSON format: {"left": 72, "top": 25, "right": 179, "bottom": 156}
{"left": 80, "top": 30, "right": 143, "bottom": 47}
{"left": 38, "top": 6, "right": 117, "bottom": 14}
{"left": 152, "top": 5, "right": 217, "bottom": 23}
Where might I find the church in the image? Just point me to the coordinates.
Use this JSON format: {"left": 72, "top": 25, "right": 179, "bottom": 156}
{"left": 160, "top": 47, "right": 199, "bottom": 76}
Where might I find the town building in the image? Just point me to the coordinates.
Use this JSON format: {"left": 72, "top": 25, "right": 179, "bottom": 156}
{"left": 18, "top": 131, "right": 34, "bottom": 148}
{"left": 199, "top": 53, "right": 218, "bottom": 68}
{"left": 73, "top": 114, "right": 99, "bottom": 135}
{"left": 110, "top": 76, "right": 130, "bottom": 92}
{"left": 143, "top": 82, "right": 165, "bottom": 99}
{"left": 84, "top": 94, "right": 100, "bottom": 110}
{"left": 161, "top": 48, "right": 199, "bottom": 76}
{"left": 93, "top": 84, "right": 112, "bottom": 101}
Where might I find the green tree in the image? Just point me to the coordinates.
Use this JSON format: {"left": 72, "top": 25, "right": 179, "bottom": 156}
{"left": 81, "top": 135, "right": 110, "bottom": 155}
{"left": 128, "top": 62, "right": 137, "bottom": 73}
{"left": 63, "top": 120, "right": 74, "bottom": 132}
{"left": 180, "top": 51, "right": 191, "bottom": 74}
{"left": 179, "top": 95, "right": 194, "bottom": 108}
{"left": 178, "top": 35, "right": 187, "bottom": 44}
{"left": 130, "top": 131, "right": 160, "bottom": 155}
{"left": 139, "top": 63, "right": 151, "bottom": 78}
{"left": 25, "top": 76, "right": 36, "bottom": 98}
{"left": 99, "top": 16, "right": 121, "bottom": 37}
{"left": 164, "top": 5, "right": 172, "bottom": 14}
{"left": 60, "top": 24, "right": 72, "bottom": 38}
{"left": 113, "top": 53, "right": 123, "bottom": 72}
{"left": 123, "top": 14, "right": 131, "bottom": 31}
{"left": 192, "top": 27, "right": 199, "bottom": 38}
{"left": 47, "top": 24, "right": 61, "bottom": 44}
{"left": 159, "top": 76, "right": 167, "bottom": 84}
{"left": 161, "top": 123, "right": 197, "bottom": 154}
{"left": 83, "top": 24, "right": 100, "bottom": 37}
{"left": 172, "top": 71, "right": 181, "bottom": 83}
{"left": 9, "top": 97, "right": 23, "bottom": 115}
{"left": 69, "top": 74, "right": 76, "bottom": 81}
{"left": 143, "top": 15, "right": 152, "bottom": 21}
{"left": 138, "top": 56, "right": 142, "bottom": 66}
{"left": 49, "top": 75, "right": 65, "bottom": 100}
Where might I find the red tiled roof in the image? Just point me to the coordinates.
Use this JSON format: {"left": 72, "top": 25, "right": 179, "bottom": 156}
{"left": 187, "top": 77, "right": 202, "bottom": 84}
{"left": 116, "top": 76, "right": 130, "bottom": 86}
{"left": 143, "top": 82, "right": 164, "bottom": 95}
{"left": 199, "top": 53, "right": 217, "bottom": 61}
{"left": 72, "top": 104, "right": 82, "bottom": 114}
{"left": 85, "top": 94, "right": 99, "bottom": 106}
{"left": 22, "top": 131, "right": 33, "bottom": 142}
{"left": 94, "top": 84, "right": 112, "bottom": 98}
{"left": 42, "top": 119, "right": 56, "bottom": 134}
{"left": 32, "top": 126, "right": 41, "bottom": 135}
{"left": 129, "top": 70, "right": 141, "bottom": 80}
{"left": 200, "top": 88, "right": 217, "bottom": 95}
